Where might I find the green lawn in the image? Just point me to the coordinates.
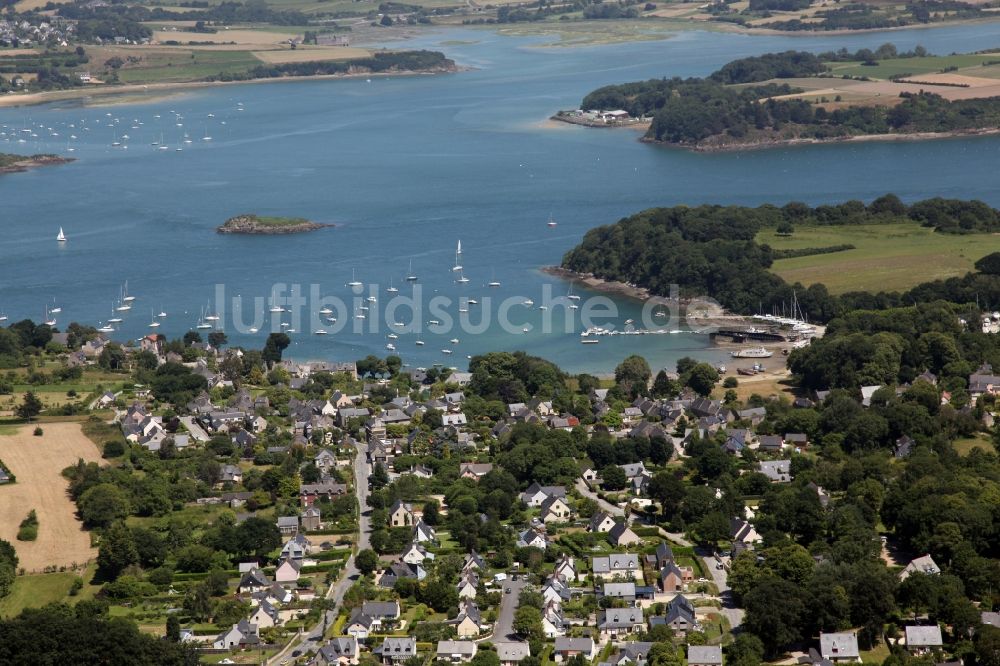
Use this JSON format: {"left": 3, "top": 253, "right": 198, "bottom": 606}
{"left": 759, "top": 223, "right": 1000, "bottom": 294}
{"left": 826, "top": 53, "right": 1000, "bottom": 80}
{"left": 0, "top": 573, "right": 81, "bottom": 617}
{"left": 115, "top": 50, "right": 264, "bottom": 84}
{"left": 954, "top": 433, "right": 995, "bottom": 456}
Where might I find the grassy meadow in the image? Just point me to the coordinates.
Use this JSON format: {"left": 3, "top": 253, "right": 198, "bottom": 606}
{"left": 759, "top": 223, "right": 1000, "bottom": 294}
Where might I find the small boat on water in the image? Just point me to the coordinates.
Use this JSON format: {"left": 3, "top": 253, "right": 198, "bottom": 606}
{"left": 452, "top": 240, "right": 463, "bottom": 272}
{"left": 98, "top": 322, "right": 114, "bottom": 333}
{"left": 415, "top": 340, "right": 425, "bottom": 346}
{"left": 122, "top": 280, "right": 136, "bottom": 303}
{"left": 347, "top": 269, "right": 362, "bottom": 288}
{"left": 547, "top": 214, "right": 557, "bottom": 228}
{"left": 148, "top": 309, "right": 160, "bottom": 328}
{"left": 386, "top": 343, "right": 396, "bottom": 351}
{"left": 488, "top": 269, "right": 500, "bottom": 288}
{"left": 56, "top": 227, "right": 66, "bottom": 242}
{"left": 581, "top": 339, "right": 599, "bottom": 345}
{"left": 314, "top": 329, "right": 328, "bottom": 335}
{"left": 406, "top": 259, "right": 418, "bottom": 282}
{"left": 319, "top": 307, "right": 333, "bottom": 315}
{"left": 387, "top": 278, "right": 399, "bottom": 294}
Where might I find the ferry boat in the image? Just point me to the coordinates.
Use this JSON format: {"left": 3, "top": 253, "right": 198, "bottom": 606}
{"left": 730, "top": 347, "right": 774, "bottom": 359}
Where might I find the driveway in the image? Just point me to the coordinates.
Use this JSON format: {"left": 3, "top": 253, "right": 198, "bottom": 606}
{"left": 574, "top": 479, "right": 624, "bottom": 518}
{"left": 491, "top": 578, "right": 527, "bottom": 641}
{"left": 697, "top": 547, "right": 744, "bottom": 629}
{"left": 269, "top": 441, "right": 371, "bottom": 664}
{"left": 179, "top": 416, "right": 210, "bottom": 443}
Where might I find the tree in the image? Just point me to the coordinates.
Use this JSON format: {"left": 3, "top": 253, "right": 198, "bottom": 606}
{"left": 601, "top": 464, "right": 627, "bottom": 491}
{"left": 207, "top": 331, "right": 228, "bottom": 349}
{"left": 647, "top": 643, "right": 681, "bottom": 666}
{"left": 261, "top": 333, "right": 290, "bottom": 365}
{"left": 97, "top": 522, "right": 138, "bottom": 580}
{"left": 776, "top": 221, "right": 794, "bottom": 236}
{"left": 165, "top": 614, "right": 181, "bottom": 642}
{"left": 975, "top": 252, "right": 1000, "bottom": 276}
{"left": 16, "top": 391, "right": 42, "bottom": 422}
{"left": 380, "top": 13, "right": 394, "bottom": 25}
{"left": 79, "top": 483, "right": 130, "bottom": 528}
{"left": 976, "top": 625, "right": 1000, "bottom": 666}
{"left": 744, "top": 576, "right": 807, "bottom": 657}
{"left": 696, "top": 511, "right": 731, "bottom": 546}
{"left": 615, "top": 355, "right": 651, "bottom": 398}
{"left": 471, "top": 651, "right": 500, "bottom": 666}
{"left": 182, "top": 331, "right": 202, "bottom": 346}
{"left": 512, "top": 605, "right": 544, "bottom": 641}
{"left": 648, "top": 471, "right": 685, "bottom": 518}
{"left": 234, "top": 517, "right": 281, "bottom": 559}
{"left": 357, "top": 549, "right": 379, "bottom": 576}
{"left": 371, "top": 462, "right": 389, "bottom": 490}
{"left": 651, "top": 370, "right": 678, "bottom": 398}
{"left": 684, "top": 363, "right": 720, "bottom": 397}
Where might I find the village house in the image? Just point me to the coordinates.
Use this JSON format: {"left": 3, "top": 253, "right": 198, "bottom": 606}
{"left": 900, "top": 554, "right": 941, "bottom": 581}
{"left": 554, "top": 554, "right": 577, "bottom": 582}
{"left": 314, "top": 637, "right": 360, "bottom": 665}
{"left": 820, "top": 632, "right": 861, "bottom": 663}
{"left": 213, "top": 619, "right": 259, "bottom": 650}
{"left": 373, "top": 637, "right": 417, "bottom": 664}
{"left": 281, "top": 534, "right": 311, "bottom": 561}
{"left": 275, "top": 557, "right": 302, "bottom": 584}
{"left": 389, "top": 500, "right": 417, "bottom": 527}
{"left": 759, "top": 460, "right": 793, "bottom": 483}
{"left": 495, "top": 642, "right": 531, "bottom": 666}
{"left": 608, "top": 523, "right": 642, "bottom": 547}
{"left": 553, "top": 637, "right": 595, "bottom": 663}
{"left": 589, "top": 512, "right": 618, "bottom": 533}
{"left": 436, "top": 641, "right": 477, "bottom": 663}
{"left": 451, "top": 600, "right": 484, "bottom": 638}
{"left": 459, "top": 462, "right": 494, "bottom": 480}
{"left": 300, "top": 507, "right": 322, "bottom": 531}
{"left": 276, "top": 516, "right": 299, "bottom": 536}
{"left": 520, "top": 483, "right": 567, "bottom": 507}
{"left": 591, "top": 553, "right": 641, "bottom": 580}
{"left": 688, "top": 646, "right": 723, "bottom": 666}
{"left": 540, "top": 495, "right": 573, "bottom": 523}
{"left": 905, "top": 625, "right": 943, "bottom": 655}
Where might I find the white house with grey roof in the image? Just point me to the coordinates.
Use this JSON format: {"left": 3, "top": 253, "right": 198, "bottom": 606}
{"left": 688, "top": 646, "right": 723, "bottom": 666}
{"left": 591, "top": 553, "right": 640, "bottom": 580}
{"left": 820, "top": 632, "right": 860, "bottom": 663}
{"left": 904, "top": 625, "right": 943, "bottom": 655}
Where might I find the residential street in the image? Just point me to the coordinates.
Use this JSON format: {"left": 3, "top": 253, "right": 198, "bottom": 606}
{"left": 269, "top": 443, "right": 371, "bottom": 664}
{"left": 179, "top": 416, "right": 210, "bottom": 443}
{"left": 574, "top": 479, "right": 624, "bottom": 518}
{"left": 698, "top": 548, "right": 744, "bottom": 629}
{"left": 491, "top": 578, "right": 527, "bottom": 641}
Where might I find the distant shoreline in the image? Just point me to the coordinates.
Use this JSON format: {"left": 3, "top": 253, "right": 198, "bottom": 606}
{"left": 643, "top": 127, "right": 1000, "bottom": 152}
{"left": 0, "top": 154, "right": 75, "bottom": 174}
{"left": 0, "top": 66, "right": 461, "bottom": 110}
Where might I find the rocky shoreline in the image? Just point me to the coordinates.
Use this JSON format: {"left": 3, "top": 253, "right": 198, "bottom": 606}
{"left": 217, "top": 214, "right": 334, "bottom": 235}
{"left": 0, "top": 154, "right": 74, "bottom": 174}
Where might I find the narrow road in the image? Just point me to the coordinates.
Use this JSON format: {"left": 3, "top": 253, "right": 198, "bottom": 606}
{"left": 269, "top": 442, "right": 371, "bottom": 664}
{"left": 179, "top": 416, "right": 210, "bottom": 443}
{"left": 491, "top": 578, "right": 527, "bottom": 641}
{"left": 697, "top": 548, "right": 744, "bottom": 630}
{"left": 574, "top": 479, "right": 624, "bottom": 518}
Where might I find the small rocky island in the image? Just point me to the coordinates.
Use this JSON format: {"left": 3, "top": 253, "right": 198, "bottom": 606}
{"left": 217, "top": 214, "right": 333, "bottom": 235}
{"left": 0, "top": 153, "right": 74, "bottom": 174}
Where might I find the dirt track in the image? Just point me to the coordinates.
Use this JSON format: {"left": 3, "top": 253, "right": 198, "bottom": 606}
{"left": 0, "top": 423, "right": 102, "bottom": 572}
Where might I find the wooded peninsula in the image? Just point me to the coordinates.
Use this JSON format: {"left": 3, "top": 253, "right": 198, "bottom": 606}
{"left": 573, "top": 47, "right": 1000, "bottom": 150}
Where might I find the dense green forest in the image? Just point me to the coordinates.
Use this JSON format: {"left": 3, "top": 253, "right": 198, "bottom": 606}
{"left": 578, "top": 49, "right": 1000, "bottom": 148}
{"left": 560, "top": 195, "right": 1000, "bottom": 322}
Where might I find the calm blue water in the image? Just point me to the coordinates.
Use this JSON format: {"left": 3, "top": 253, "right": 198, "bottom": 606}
{"left": 3, "top": 24, "right": 1000, "bottom": 373}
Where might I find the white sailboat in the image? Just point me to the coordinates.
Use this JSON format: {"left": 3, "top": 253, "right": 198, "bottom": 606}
{"left": 452, "top": 240, "right": 463, "bottom": 272}
{"left": 56, "top": 227, "right": 66, "bottom": 242}
{"left": 148, "top": 309, "right": 160, "bottom": 328}
{"left": 195, "top": 307, "right": 212, "bottom": 329}
{"left": 98, "top": 322, "right": 114, "bottom": 333}
{"left": 547, "top": 213, "right": 557, "bottom": 228}
{"left": 347, "top": 269, "right": 363, "bottom": 288}
{"left": 405, "top": 259, "right": 418, "bottom": 282}
{"left": 122, "top": 280, "right": 135, "bottom": 303}
{"left": 108, "top": 303, "right": 123, "bottom": 324}
{"left": 158, "top": 308, "right": 167, "bottom": 318}
{"left": 387, "top": 277, "right": 399, "bottom": 294}
{"left": 43, "top": 306, "right": 56, "bottom": 327}
{"left": 0, "top": 313, "right": 7, "bottom": 322}
{"left": 456, "top": 270, "right": 470, "bottom": 284}
{"left": 488, "top": 269, "right": 500, "bottom": 288}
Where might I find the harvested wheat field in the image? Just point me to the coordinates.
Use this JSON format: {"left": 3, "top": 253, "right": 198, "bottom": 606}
{"left": 253, "top": 46, "right": 371, "bottom": 64}
{"left": 0, "top": 423, "right": 101, "bottom": 572}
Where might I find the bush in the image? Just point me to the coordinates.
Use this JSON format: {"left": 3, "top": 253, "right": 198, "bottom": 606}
{"left": 17, "top": 510, "right": 38, "bottom": 541}
{"left": 723, "top": 377, "right": 739, "bottom": 388}
{"left": 103, "top": 440, "right": 125, "bottom": 458}
{"left": 32, "top": 427, "right": 43, "bottom": 437}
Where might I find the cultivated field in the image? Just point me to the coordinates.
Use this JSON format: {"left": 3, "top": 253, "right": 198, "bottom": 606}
{"left": 0, "top": 423, "right": 102, "bottom": 572}
{"left": 760, "top": 223, "right": 1000, "bottom": 294}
